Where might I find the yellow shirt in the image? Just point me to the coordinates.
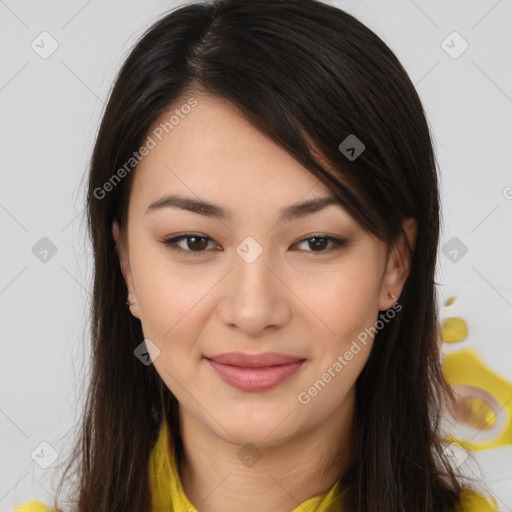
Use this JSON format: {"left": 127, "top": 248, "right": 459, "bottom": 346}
{"left": 13, "top": 421, "right": 499, "bottom": 512}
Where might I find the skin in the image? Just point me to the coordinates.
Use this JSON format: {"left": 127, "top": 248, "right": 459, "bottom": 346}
{"left": 113, "top": 93, "right": 417, "bottom": 512}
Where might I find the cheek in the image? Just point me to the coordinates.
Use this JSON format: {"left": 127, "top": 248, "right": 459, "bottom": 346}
{"left": 135, "top": 266, "right": 207, "bottom": 391}
{"left": 130, "top": 246, "right": 220, "bottom": 352}
{"left": 297, "top": 264, "right": 381, "bottom": 411}
{"left": 138, "top": 271, "right": 205, "bottom": 337}
{"left": 303, "top": 257, "right": 383, "bottom": 352}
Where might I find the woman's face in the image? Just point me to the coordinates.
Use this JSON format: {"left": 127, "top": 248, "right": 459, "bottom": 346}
{"left": 114, "top": 93, "right": 413, "bottom": 446}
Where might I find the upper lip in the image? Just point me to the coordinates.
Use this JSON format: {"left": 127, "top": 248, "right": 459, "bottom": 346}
{"left": 206, "top": 351, "right": 305, "bottom": 367}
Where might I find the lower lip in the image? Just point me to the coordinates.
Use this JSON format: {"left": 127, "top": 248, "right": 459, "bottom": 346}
{"left": 207, "top": 359, "right": 305, "bottom": 391}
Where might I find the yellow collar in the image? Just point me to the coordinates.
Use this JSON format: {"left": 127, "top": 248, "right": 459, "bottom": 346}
{"left": 148, "top": 421, "right": 344, "bottom": 511}
{"left": 13, "top": 421, "right": 498, "bottom": 512}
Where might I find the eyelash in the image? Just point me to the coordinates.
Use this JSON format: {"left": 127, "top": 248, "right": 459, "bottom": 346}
{"left": 161, "top": 233, "right": 348, "bottom": 257}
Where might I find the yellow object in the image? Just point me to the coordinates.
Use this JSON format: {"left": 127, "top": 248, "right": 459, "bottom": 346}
{"left": 12, "top": 502, "right": 53, "bottom": 512}
{"left": 444, "top": 296, "right": 458, "bottom": 307}
{"left": 455, "top": 489, "right": 499, "bottom": 511}
{"left": 457, "top": 397, "right": 496, "bottom": 430}
{"left": 148, "top": 420, "right": 344, "bottom": 511}
{"left": 443, "top": 348, "right": 512, "bottom": 451}
{"left": 13, "top": 420, "right": 499, "bottom": 511}
{"left": 440, "top": 317, "right": 468, "bottom": 343}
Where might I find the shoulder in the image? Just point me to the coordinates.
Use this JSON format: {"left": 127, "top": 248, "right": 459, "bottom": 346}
{"left": 454, "top": 489, "right": 499, "bottom": 512}
{"left": 12, "top": 499, "right": 57, "bottom": 512}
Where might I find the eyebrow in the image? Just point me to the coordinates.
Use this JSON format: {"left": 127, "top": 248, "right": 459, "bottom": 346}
{"left": 145, "top": 194, "right": 344, "bottom": 222}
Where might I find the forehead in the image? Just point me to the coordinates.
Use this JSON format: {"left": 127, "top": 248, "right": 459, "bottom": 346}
{"left": 129, "top": 94, "right": 336, "bottom": 213}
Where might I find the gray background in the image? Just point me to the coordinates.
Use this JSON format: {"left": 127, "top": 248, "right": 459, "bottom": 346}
{"left": 1, "top": 0, "right": 511, "bottom": 510}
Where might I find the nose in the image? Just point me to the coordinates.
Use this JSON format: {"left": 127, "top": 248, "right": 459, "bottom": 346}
{"left": 216, "top": 242, "right": 291, "bottom": 337}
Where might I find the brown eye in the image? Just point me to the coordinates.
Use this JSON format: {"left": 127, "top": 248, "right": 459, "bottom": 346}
{"left": 293, "top": 235, "right": 348, "bottom": 253}
{"left": 162, "top": 234, "right": 218, "bottom": 257}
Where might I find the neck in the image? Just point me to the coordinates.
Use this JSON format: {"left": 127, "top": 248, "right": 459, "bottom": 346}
{"left": 178, "top": 390, "right": 354, "bottom": 512}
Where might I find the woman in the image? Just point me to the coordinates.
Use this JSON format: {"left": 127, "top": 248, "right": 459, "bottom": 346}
{"left": 14, "top": 0, "right": 499, "bottom": 510}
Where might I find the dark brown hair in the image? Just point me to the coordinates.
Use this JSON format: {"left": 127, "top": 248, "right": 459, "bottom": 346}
{"left": 51, "top": 0, "right": 466, "bottom": 510}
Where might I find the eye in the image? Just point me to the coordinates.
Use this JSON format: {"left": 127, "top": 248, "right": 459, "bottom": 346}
{"left": 161, "top": 233, "right": 348, "bottom": 257}
{"left": 162, "top": 233, "right": 219, "bottom": 257}
{"left": 292, "top": 234, "right": 348, "bottom": 253}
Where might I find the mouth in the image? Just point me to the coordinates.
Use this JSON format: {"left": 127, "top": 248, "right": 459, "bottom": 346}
{"left": 204, "top": 352, "right": 306, "bottom": 392}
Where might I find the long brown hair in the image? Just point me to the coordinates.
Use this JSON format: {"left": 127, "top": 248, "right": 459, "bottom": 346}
{"left": 51, "top": 0, "right": 465, "bottom": 510}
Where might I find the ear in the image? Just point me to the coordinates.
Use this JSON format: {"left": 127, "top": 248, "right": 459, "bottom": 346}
{"left": 113, "top": 220, "right": 141, "bottom": 319}
{"left": 378, "top": 217, "right": 417, "bottom": 310}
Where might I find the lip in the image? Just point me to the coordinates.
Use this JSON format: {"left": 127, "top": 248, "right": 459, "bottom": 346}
{"left": 207, "top": 351, "right": 304, "bottom": 367}
{"left": 205, "top": 352, "right": 306, "bottom": 391}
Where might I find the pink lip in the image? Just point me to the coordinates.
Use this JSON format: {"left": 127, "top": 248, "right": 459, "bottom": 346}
{"left": 206, "top": 352, "right": 306, "bottom": 391}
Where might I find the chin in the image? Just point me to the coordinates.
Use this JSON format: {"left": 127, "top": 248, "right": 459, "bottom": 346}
{"left": 209, "top": 405, "right": 303, "bottom": 446}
